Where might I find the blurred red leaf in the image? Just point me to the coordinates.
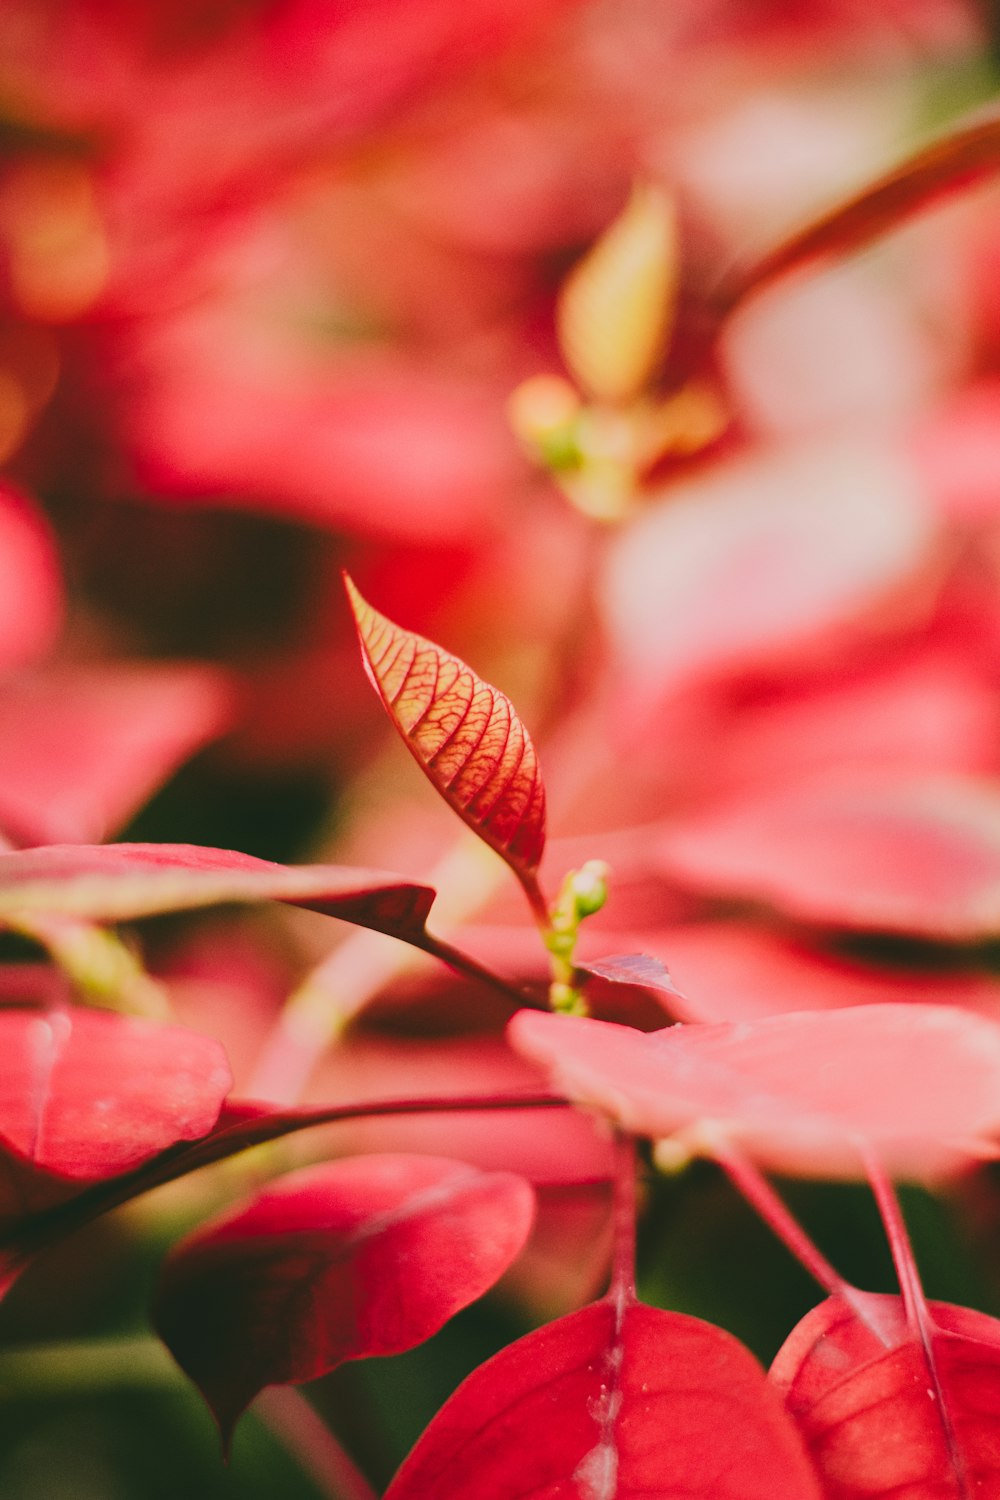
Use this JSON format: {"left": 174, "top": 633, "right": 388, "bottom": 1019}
{"left": 602, "top": 440, "right": 936, "bottom": 697}
{"left": 384, "top": 1298, "right": 822, "bottom": 1499}
{"left": 0, "top": 843, "right": 435, "bottom": 941}
{"left": 345, "top": 577, "right": 546, "bottom": 886}
{"left": 658, "top": 771, "right": 1000, "bottom": 940}
{"left": 0, "top": 1006, "right": 231, "bottom": 1211}
{"left": 720, "top": 104, "right": 1000, "bottom": 315}
{"left": 153, "top": 1154, "right": 536, "bottom": 1447}
{"left": 507, "top": 1005, "right": 1000, "bottom": 1178}
{"left": 0, "top": 663, "right": 234, "bottom": 846}
{"left": 128, "top": 349, "right": 523, "bottom": 542}
{"left": 771, "top": 1291, "right": 1000, "bottom": 1497}
{"left": 656, "top": 922, "right": 1000, "bottom": 1024}
{"left": 0, "top": 484, "right": 62, "bottom": 671}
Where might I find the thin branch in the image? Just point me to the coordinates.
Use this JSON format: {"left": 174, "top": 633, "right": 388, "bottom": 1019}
{"left": 255, "top": 1387, "right": 378, "bottom": 1500}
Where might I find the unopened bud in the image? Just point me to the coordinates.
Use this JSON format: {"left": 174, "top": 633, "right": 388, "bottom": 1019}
{"left": 568, "top": 859, "right": 610, "bottom": 919}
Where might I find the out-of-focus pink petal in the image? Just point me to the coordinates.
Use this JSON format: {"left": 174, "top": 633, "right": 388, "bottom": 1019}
{"left": 658, "top": 922, "right": 1000, "bottom": 1023}
{"left": 0, "top": 663, "right": 235, "bottom": 846}
{"left": 602, "top": 439, "right": 938, "bottom": 697}
{"left": 658, "top": 770, "right": 1000, "bottom": 939}
{"left": 0, "top": 484, "right": 62, "bottom": 671}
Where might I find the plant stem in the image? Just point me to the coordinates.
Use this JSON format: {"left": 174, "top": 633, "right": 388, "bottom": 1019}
{"left": 862, "top": 1148, "right": 928, "bottom": 1335}
{"left": 256, "top": 1387, "right": 378, "bottom": 1500}
{"left": 608, "top": 1132, "right": 637, "bottom": 1313}
{"left": 2, "top": 1092, "right": 569, "bottom": 1279}
{"left": 712, "top": 1143, "right": 850, "bottom": 1301}
{"left": 0, "top": 1335, "right": 178, "bottom": 1396}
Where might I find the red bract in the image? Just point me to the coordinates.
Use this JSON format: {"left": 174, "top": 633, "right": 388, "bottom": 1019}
{"left": 0, "top": 1005, "right": 231, "bottom": 1218}
{"left": 345, "top": 577, "right": 547, "bottom": 892}
{"left": 507, "top": 1005, "right": 1000, "bottom": 1177}
{"left": 602, "top": 439, "right": 936, "bottom": 697}
{"left": 153, "top": 1154, "right": 536, "bottom": 1449}
{"left": 0, "top": 842, "right": 435, "bottom": 941}
{"left": 771, "top": 1292, "right": 1000, "bottom": 1497}
{"left": 384, "top": 1298, "right": 823, "bottom": 1499}
{"left": 658, "top": 770, "right": 1000, "bottom": 940}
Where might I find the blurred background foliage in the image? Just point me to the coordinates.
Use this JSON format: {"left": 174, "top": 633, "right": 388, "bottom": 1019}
{"left": 5, "top": 0, "right": 1000, "bottom": 1494}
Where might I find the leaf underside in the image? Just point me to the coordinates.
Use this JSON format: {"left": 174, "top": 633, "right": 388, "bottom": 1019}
{"left": 345, "top": 576, "right": 546, "bottom": 879}
{"left": 771, "top": 1292, "right": 1000, "bottom": 1498}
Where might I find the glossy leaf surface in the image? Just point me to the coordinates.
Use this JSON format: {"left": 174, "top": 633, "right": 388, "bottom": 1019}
{"left": 154, "top": 1155, "right": 536, "bottom": 1447}
{"left": 0, "top": 843, "right": 435, "bottom": 941}
{"left": 385, "top": 1298, "right": 822, "bottom": 1499}
{"left": 508, "top": 1005, "right": 1000, "bottom": 1177}
{"left": 345, "top": 576, "right": 546, "bottom": 879}
{"left": 771, "top": 1292, "right": 1000, "bottom": 1498}
{"left": 0, "top": 1006, "right": 231, "bottom": 1204}
{"left": 658, "top": 772, "right": 1000, "bottom": 940}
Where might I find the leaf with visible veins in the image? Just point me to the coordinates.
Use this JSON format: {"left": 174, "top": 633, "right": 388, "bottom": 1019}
{"left": 153, "top": 1155, "right": 536, "bottom": 1450}
{"left": 345, "top": 576, "right": 546, "bottom": 889}
{"left": 771, "top": 1291, "right": 1000, "bottom": 1498}
{"left": 384, "top": 1299, "right": 823, "bottom": 1499}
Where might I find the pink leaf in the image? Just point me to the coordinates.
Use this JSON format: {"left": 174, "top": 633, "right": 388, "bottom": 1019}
{"left": 384, "top": 1299, "right": 822, "bottom": 1499}
{"left": 0, "top": 663, "right": 235, "bottom": 846}
{"left": 0, "top": 1006, "right": 231, "bottom": 1196}
{"left": 507, "top": 1005, "right": 1000, "bottom": 1178}
{"left": 602, "top": 441, "right": 935, "bottom": 696}
{"left": 153, "top": 1155, "right": 536, "bottom": 1448}
{"left": 655, "top": 923, "right": 1000, "bottom": 1025}
{"left": 0, "top": 843, "right": 435, "bottom": 942}
{"left": 658, "top": 771, "right": 1000, "bottom": 940}
{"left": 771, "top": 1292, "right": 1000, "bottom": 1498}
{"left": 345, "top": 577, "right": 546, "bottom": 885}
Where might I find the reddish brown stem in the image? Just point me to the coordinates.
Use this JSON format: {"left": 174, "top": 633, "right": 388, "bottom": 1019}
{"left": 608, "top": 1131, "right": 637, "bottom": 1315}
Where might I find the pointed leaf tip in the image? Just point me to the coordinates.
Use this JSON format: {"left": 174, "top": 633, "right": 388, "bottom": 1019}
{"left": 344, "top": 575, "right": 546, "bottom": 880}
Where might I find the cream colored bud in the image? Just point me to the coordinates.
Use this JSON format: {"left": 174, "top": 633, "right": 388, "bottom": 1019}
{"left": 557, "top": 183, "right": 679, "bottom": 405}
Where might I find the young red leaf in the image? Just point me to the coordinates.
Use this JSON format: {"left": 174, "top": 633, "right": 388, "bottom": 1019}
{"left": 0, "top": 1006, "right": 231, "bottom": 1213}
{"left": 658, "top": 771, "right": 1000, "bottom": 940}
{"left": 507, "top": 1005, "right": 1000, "bottom": 1178}
{"left": 384, "top": 1299, "right": 822, "bottom": 1499}
{"left": 0, "top": 842, "right": 435, "bottom": 943}
{"left": 153, "top": 1155, "right": 536, "bottom": 1449}
{"left": 771, "top": 1292, "right": 1000, "bottom": 1498}
{"left": 721, "top": 104, "right": 1000, "bottom": 316}
{"left": 344, "top": 576, "right": 546, "bottom": 892}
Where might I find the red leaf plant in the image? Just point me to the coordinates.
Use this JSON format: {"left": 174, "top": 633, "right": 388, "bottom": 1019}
{"left": 11, "top": 92, "right": 1000, "bottom": 1497}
